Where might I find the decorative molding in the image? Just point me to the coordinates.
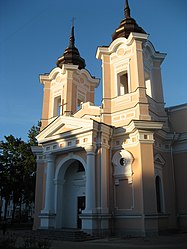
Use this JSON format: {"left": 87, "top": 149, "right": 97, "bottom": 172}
{"left": 85, "top": 145, "right": 96, "bottom": 154}
{"left": 46, "top": 153, "right": 55, "bottom": 162}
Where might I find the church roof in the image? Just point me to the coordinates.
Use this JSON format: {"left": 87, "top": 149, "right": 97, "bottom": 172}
{"left": 56, "top": 25, "right": 86, "bottom": 70}
{"left": 112, "top": 0, "right": 147, "bottom": 40}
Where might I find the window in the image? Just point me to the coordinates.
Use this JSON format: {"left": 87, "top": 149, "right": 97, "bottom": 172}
{"left": 145, "top": 71, "right": 152, "bottom": 97}
{"left": 77, "top": 94, "right": 85, "bottom": 111}
{"left": 53, "top": 96, "right": 62, "bottom": 116}
{"left": 77, "top": 99, "right": 82, "bottom": 111}
{"left": 118, "top": 72, "right": 129, "bottom": 96}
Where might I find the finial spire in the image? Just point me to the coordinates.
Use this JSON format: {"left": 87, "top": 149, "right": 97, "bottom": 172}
{"left": 124, "top": 0, "right": 131, "bottom": 18}
{"left": 56, "top": 17, "right": 86, "bottom": 70}
{"left": 112, "top": 0, "right": 146, "bottom": 40}
{"left": 69, "top": 17, "right": 75, "bottom": 48}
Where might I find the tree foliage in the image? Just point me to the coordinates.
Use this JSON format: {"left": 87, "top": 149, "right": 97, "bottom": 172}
{"left": 0, "top": 122, "right": 40, "bottom": 222}
{"left": 28, "top": 121, "right": 41, "bottom": 146}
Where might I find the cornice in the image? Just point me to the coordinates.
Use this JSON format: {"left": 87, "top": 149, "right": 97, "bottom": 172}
{"left": 31, "top": 145, "right": 43, "bottom": 154}
{"left": 166, "top": 103, "right": 187, "bottom": 112}
{"left": 126, "top": 120, "right": 163, "bottom": 133}
{"left": 113, "top": 120, "right": 163, "bottom": 137}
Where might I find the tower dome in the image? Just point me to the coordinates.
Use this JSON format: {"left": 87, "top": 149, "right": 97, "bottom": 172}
{"left": 112, "top": 0, "right": 146, "bottom": 40}
{"left": 56, "top": 25, "right": 86, "bottom": 69}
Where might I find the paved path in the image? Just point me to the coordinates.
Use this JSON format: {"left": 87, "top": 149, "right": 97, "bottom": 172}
{"left": 50, "top": 233, "right": 187, "bottom": 249}
{"left": 1, "top": 230, "right": 187, "bottom": 249}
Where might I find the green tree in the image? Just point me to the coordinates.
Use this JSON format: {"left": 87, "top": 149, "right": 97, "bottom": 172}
{"left": 0, "top": 135, "right": 36, "bottom": 222}
{"left": 28, "top": 121, "right": 41, "bottom": 146}
{"left": 0, "top": 122, "right": 40, "bottom": 222}
{"left": 0, "top": 135, "right": 21, "bottom": 220}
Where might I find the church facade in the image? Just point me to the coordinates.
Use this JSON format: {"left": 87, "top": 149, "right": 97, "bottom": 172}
{"left": 32, "top": 1, "right": 187, "bottom": 236}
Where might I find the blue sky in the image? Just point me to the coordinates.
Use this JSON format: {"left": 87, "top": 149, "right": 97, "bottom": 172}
{"left": 0, "top": 0, "right": 187, "bottom": 141}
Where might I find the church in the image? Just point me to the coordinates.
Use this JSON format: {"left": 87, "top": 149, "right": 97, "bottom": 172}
{"left": 32, "top": 0, "right": 187, "bottom": 237}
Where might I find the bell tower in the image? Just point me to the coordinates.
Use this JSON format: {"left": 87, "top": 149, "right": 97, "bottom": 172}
{"left": 96, "top": 0, "right": 166, "bottom": 127}
{"left": 96, "top": 0, "right": 168, "bottom": 236}
{"left": 40, "top": 25, "right": 99, "bottom": 130}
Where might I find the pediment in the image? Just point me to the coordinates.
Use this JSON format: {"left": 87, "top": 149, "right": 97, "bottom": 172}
{"left": 46, "top": 123, "right": 81, "bottom": 138}
{"left": 36, "top": 116, "right": 94, "bottom": 143}
{"left": 52, "top": 124, "right": 76, "bottom": 136}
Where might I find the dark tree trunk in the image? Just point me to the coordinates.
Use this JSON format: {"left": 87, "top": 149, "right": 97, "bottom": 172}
{"left": 0, "top": 196, "right": 2, "bottom": 222}
{"left": 3, "top": 198, "right": 8, "bottom": 220}
{"left": 11, "top": 201, "right": 16, "bottom": 223}
{"left": 19, "top": 196, "right": 22, "bottom": 223}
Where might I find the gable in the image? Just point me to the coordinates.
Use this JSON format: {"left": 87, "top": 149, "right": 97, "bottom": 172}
{"left": 36, "top": 116, "right": 94, "bottom": 143}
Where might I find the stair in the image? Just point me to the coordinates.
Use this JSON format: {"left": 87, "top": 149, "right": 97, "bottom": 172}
{"left": 25, "top": 229, "right": 95, "bottom": 242}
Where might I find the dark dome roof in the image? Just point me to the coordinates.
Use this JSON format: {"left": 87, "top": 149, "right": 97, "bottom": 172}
{"left": 112, "top": 0, "right": 146, "bottom": 40}
{"left": 56, "top": 26, "right": 86, "bottom": 70}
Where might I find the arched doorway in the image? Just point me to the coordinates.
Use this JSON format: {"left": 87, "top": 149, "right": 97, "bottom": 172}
{"left": 55, "top": 159, "right": 86, "bottom": 229}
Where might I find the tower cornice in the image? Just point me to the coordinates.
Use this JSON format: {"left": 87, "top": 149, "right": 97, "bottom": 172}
{"left": 96, "top": 33, "right": 148, "bottom": 60}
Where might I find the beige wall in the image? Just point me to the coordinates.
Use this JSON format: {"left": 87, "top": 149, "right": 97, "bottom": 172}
{"left": 167, "top": 104, "right": 187, "bottom": 229}
{"left": 112, "top": 138, "right": 159, "bottom": 235}
{"left": 128, "top": 145, "right": 144, "bottom": 213}
{"left": 174, "top": 152, "right": 187, "bottom": 212}
{"left": 140, "top": 143, "right": 157, "bottom": 214}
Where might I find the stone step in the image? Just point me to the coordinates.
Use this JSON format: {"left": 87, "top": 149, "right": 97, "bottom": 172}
{"left": 25, "top": 229, "right": 95, "bottom": 242}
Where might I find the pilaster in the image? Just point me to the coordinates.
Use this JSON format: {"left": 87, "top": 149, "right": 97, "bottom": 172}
{"left": 40, "top": 153, "right": 56, "bottom": 229}
{"left": 81, "top": 145, "right": 98, "bottom": 233}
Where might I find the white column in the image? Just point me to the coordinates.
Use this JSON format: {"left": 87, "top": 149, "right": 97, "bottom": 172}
{"left": 44, "top": 154, "right": 55, "bottom": 212}
{"left": 40, "top": 153, "right": 56, "bottom": 229}
{"left": 85, "top": 145, "right": 96, "bottom": 213}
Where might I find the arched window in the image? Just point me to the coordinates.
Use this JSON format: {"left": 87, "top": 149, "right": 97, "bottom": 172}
{"left": 118, "top": 72, "right": 129, "bottom": 96}
{"left": 155, "top": 176, "right": 163, "bottom": 213}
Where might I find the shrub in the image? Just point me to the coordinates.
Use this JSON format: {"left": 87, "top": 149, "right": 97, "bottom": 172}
{"left": 0, "top": 233, "right": 51, "bottom": 249}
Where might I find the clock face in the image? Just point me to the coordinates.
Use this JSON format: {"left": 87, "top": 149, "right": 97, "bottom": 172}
{"left": 120, "top": 158, "right": 128, "bottom": 166}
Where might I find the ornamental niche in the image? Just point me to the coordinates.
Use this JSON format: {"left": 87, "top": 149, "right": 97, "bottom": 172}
{"left": 112, "top": 149, "right": 134, "bottom": 183}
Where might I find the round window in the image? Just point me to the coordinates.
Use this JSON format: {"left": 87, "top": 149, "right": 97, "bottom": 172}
{"left": 120, "top": 158, "right": 127, "bottom": 166}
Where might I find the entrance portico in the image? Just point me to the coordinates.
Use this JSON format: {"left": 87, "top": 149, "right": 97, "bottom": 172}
{"left": 55, "top": 156, "right": 86, "bottom": 229}
{"left": 39, "top": 145, "right": 100, "bottom": 232}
